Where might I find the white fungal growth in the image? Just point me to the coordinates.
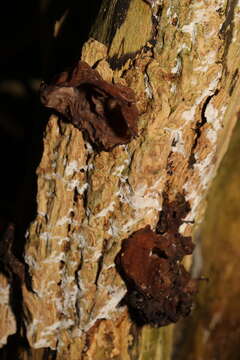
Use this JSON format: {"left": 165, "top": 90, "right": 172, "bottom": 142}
{"left": 65, "top": 160, "right": 79, "bottom": 176}
{"left": 39, "top": 232, "right": 50, "bottom": 241}
{"left": 31, "top": 319, "right": 75, "bottom": 349}
{"left": 26, "top": 319, "right": 42, "bottom": 341}
{"left": 117, "top": 182, "right": 162, "bottom": 211}
{"left": 129, "top": 187, "right": 161, "bottom": 210}
{"left": 166, "top": 6, "right": 172, "bottom": 17}
{"left": 177, "top": 43, "right": 191, "bottom": 53}
{"left": 182, "top": 71, "right": 222, "bottom": 124}
{"left": 144, "top": 73, "right": 154, "bottom": 99}
{"left": 85, "top": 287, "right": 127, "bottom": 331}
{"left": 164, "top": 127, "right": 186, "bottom": 155}
{"left": 194, "top": 152, "right": 216, "bottom": 190}
{"left": 170, "top": 83, "right": 177, "bottom": 93}
{"left": 65, "top": 161, "right": 94, "bottom": 177}
{"left": 181, "top": 3, "right": 221, "bottom": 43}
{"left": 95, "top": 201, "right": 116, "bottom": 218}
{"left": 42, "top": 251, "right": 66, "bottom": 264}
{"left": 39, "top": 232, "right": 70, "bottom": 245}
{"left": 24, "top": 254, "right": 39, "bottom": 269}
{"left": 67, "top": 179, "right": 80, "bottom": 191}
{"left": 182, "top": 22, "right": 196, "bottom": 42}
{"left": 112, "top": 165, "right": 126, "bottom": 177}
{"left": 107, "top": 221, "right": 120, "bottom": 237}
{"left": 181, "top": 98, "right": 226, "bottom": 229}
{"left": 77, "top": 182, "right": 89, "bottom": 195}
{"left": 182, "top": 106, "right": 196, "bottom": 122}
{"left": 121, "top": 208, "right": 155, "bottom": 232}
{"left": 205, "top": 103, "right": 222, "bottom": 131}
{"left": 194, "top": 51, "right": 217, "bottom": 72}
{"left": 61, "top": 277, "right": 80, "bottom": 314}
{"left": 56, "top": 216, "right": 72, "bottom": 226}
{"left": 171, "top": 57, "right": 182, "bottom": 74}
{"left": 205, "top": 101, "right": 225, "bottom": 153}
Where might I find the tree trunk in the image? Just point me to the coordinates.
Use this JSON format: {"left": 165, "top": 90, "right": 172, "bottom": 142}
{"left": 1, "top": 0, "right": 240, "bottom": 359}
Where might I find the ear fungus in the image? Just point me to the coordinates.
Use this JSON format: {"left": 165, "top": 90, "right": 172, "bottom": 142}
{"left": 40, "top": 61, "right": 138, "bottom": 151}
{"left": 115, "top": 193, "right": 197, "bottom": 326}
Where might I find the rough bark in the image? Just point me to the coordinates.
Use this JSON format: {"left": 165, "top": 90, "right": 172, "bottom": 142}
{"left": 0, "top": 273, "right": 16, "bottom": 348}
{"left": 1, "top": 0, "right": 240, "bottom": 358}
{"left": 174, "top": 115, "right": 240, "bottom": 360}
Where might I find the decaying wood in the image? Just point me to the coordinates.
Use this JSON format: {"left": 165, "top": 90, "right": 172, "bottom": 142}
{"left": 40, "top": 60, "right": 138, "bottom": 151}
{"left": 174, "top": 117, "right": 240, "bottom": 360}
{"left": 0, "top": 273, "right": 16, "bottom": 348}
{"left": 1, "top": 0, "right": 240, "bottom": 358}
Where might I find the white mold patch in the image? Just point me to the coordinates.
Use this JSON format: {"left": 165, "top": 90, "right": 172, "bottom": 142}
{"left": 27, "top": 319, "right": 42, "bottom": 341}
{"left": 171, "top": 57, "right": 182, "bottom": 74}
{"left": 56, "top": 216, "right": 72, "bottom": 226}
{"left": 42, "top": 251, "right": 66, "bottom": 264}
{"left": 25, "top": 254, "right": 39, "bottom": 270}
{"left": 182, "top": 22, "right": 196, "bottom": 42}
{"left": 144, "top": 73, "right": 154, "bottom": 99}
{"left": 65, "top": 159, "right": 93, "bottom": 176}
{"left": 194, "top": 152, "right": 216, "bottom": 190}
{"left": 205, "top": 102, "right": 225, "bottom": 143}
{"left": 85, "top": 287, "right": 127, "bottom": 331}
{"left": 129, "top": 191, "right": 161, "bottom": 210}
{"left": 32, "top": 319, "right": 75, "bottom": 349}
{"left": 164, "top": 127, "right": 186, "bottom": 155}
{"left": 66, "top": 179, "right": 80, "bottom": 191}
{"left": 55, "top": 207, "right": 82, "bottom": 227}
{"left": 107, "top": 221, "right": 120, "bottom": 237}
{"left": 65, "top": 160, "right": 79, "bottom": 176}
{"left": 181, "top": 4, "right": 212, "bottom": 43}
{"left": 61, "top": 277, "right": 79, "bottom": 314}
{"left": 170, "top": 83, "right": 177, "bottom": 93}
{"left": 182, "top": 71, "right": 222, "bottom": 124}
{"left": 194, "top": 51, "right": 217, "bottom": 72}
{"left": 72, "top": 233, "right": 86, "bottom": 248}
{"left": 39, "top": 232, "right": 70, "bottom": 245}
{"left": 39, "top": 232, "right": 50, "bottom": 241}
{"left": 117, "top": 182, "right": 162, "bottom": 211}
{"left": 85, "top": 249, "right": 102, "bottom": 263}
{"left": 77, "top": 182, "right": 89, "bottom": 195}
{"left": 121, "top": 208, "right": 155, "bottom": 232}
{"left": 95, "top": 201, "right": 116, "bottom": 218}
{"left": 182, "top": 106, "right": 196, "bottom": 122}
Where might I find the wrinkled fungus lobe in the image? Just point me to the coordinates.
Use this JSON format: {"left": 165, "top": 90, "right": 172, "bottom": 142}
{"left": 40, "top": 61, "right": 138, "bottom": 151}
{"left": 115, "top": 194, "right": 197, "bottom": 326}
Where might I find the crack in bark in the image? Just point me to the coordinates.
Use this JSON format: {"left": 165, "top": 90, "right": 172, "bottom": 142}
{"left": 166, "top": 151, "right": 174, "bottom": 176}
{"left": 220, "top": 0, "right": 239, "bottom": 65}
{"left": 188, "top": 90, "right": 219, "bottom": 169}
{"left": 94, "top": 239, "right": 109, "bottom": 286}
{"left": 229, "top": 68, "right": 239, "bottom": 96}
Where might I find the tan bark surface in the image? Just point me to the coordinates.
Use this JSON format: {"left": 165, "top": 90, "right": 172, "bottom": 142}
{"left": 2, "top": 0, "right": 240, "bottom": 359}
{"left": 0, "top": 274, "right": 16, "bottom": 348}
{"left": 174, "top": 117, "right": 240, "bottom": 360}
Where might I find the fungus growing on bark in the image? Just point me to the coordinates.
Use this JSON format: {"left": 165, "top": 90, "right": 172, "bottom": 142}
{"left": 40, "top": 61, "right": 138, "bottom": 151}
{"left": 115, "top": 194, "right": 197, "bottom": 326}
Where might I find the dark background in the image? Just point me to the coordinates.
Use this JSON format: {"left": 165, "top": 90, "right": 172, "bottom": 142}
{"left": 0, "top": 0, "right": 102, "bottom": 237}
{"left": 0, "top": 1, "right": 101, "bottom": 357}
{"left": 0, "top": 1, "right": 41, "bottom": 233}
